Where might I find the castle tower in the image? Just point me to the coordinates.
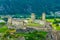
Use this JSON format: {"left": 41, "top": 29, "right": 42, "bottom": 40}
{"left": 42, "top": 12, "right": 46, "bottom": 21}
{"left": 8, "top": 17, "right": 12, "bottom": 25}
{"left": 31, "top": 13, "right": 35, "bottom": 22}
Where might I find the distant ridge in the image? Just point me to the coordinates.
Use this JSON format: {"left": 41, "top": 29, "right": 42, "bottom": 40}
{"left": 0, "top": 0, "right": 60, "bottom": 15}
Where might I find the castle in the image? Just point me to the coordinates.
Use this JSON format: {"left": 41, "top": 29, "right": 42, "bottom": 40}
{"left": 7, "top": 12, "right": 46, "bottom": 29}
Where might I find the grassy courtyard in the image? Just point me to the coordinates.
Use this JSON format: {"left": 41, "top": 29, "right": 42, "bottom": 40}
{"left": 27, "top": 23, "right": 43, "bottom": 27}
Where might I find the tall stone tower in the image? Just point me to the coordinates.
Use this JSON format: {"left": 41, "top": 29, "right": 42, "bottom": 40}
{"left": 31, "top": 13, "right": 35, "bottom": 22}
{"left": 8, "top": 17, "right": 12, "bottom": 25}
{"left": 42, "top": 12, "right": 46, "bottom": 21}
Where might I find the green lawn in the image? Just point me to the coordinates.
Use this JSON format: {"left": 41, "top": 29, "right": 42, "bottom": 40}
{"left": 46, "top": 19, "right": 60, "bottom": 30}
{"left": 52, "top": 24, "right": 60, "bottom": 30}
{"left": 56, "top": 27, "right": 60, "bottom": 30}
{"left": 56, "top": 18, "right": 60, "bottom": 21}
{"left": 46, "top": 19, "right": 54, "bottom": 23}
{"left": 27, "top": 23, "right": 43, "bottom": 27}
{"left": 0, "top": 26, "right": 8, "bottom": 33}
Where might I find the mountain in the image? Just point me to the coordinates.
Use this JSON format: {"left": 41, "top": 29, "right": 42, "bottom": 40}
{"left": 0, "top": 0, "right": 60, "bottom": 15}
